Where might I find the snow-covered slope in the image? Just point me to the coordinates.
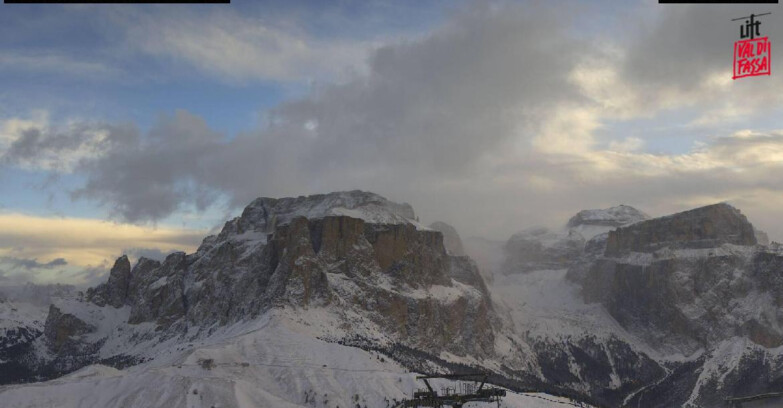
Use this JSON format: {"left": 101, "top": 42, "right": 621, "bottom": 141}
{"left": 0, "top": 310, "right": 588, "bottom": 408}
{"left": 0, "top": 299, "right": 47, "bottom": 333}
{"left": 235, "top": 190, "right": 423, "bottom": 231}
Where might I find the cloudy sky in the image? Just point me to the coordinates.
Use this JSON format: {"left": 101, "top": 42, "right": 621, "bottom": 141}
{"left": 1, "top": 0, "right": 782, "bottom": 285}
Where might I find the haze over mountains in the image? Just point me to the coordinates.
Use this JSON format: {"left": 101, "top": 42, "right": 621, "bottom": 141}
{"left": 1, "top": 190, "right": 782, "bottom": 407}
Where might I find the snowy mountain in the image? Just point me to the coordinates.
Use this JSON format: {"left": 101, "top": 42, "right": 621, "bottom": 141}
{"left": 0, "top": 284, "right": 77, "bottom": 384}
{"left": 501, "top": 205, "right": 648, "bottom": 274}
{"left": 475, "top": 202, "right": 783, "bottom": 407}
{"left": 504, "top": 203, "right": 783, "bottom": 407}
{"left": 0, "top": 191, "right": 592, "bottom": 407}
{"left": 1, "top": 192, "right": 780, "bottom": 407}
{"left": 566, "top": 205, "right": 649, "bottom": 240}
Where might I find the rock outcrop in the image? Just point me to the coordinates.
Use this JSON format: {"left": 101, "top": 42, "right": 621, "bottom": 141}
{"left": 127, "top": 253, "right": 186, "bottom": 326}
{"left": 605, "top": 203, "right": 756, "bottom": 257}
{"left": 42, "top": 305, "right": 95, "bottom": 354}
{"left": 86, "top": 256, "right": 131, "bottom": 308}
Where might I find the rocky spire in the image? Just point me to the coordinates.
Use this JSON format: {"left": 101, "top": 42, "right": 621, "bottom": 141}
{"left": 86, "top": 255, "right": 131, "bottom": 308}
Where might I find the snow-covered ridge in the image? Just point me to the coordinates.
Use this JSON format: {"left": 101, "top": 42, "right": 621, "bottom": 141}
{"left": 203, "top": 190, "right": 425, "bottom": 252}
{"left": 566, "top": 205, "right": 648, "bottom": 240}
{"left": 500, "top": 205, "right": 648, "bottom": 274}
{"left": 0, "top": 310, "right": 591, "bottom": 408}
{"left": 567, "top": 205, "right": 649, "bottom": 228}
{"left": 244, "top": 190, "right": 419, "bottom": 228}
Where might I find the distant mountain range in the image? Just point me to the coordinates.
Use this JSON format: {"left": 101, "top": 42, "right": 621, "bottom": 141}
{"left": 1, "top": 190, "right": 782, "bottom": 408}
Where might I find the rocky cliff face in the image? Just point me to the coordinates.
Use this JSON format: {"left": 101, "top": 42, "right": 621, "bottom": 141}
{"left": 86, "top": 256, "right": 131, "bottom": 308}
{"left": 565, "top": 203, "right": 783, "bottom": 406}
{"left": 43, "top": 305, "right": 96, "bottom": 354}
{"left": 605, "top": 203, "right": 756, "bottom": 256}
{"left": 5, "top": 195, "right": 783, "bottom": 408}
{"left": 1, "top": 191, "right": 496, "bottom": 387}
{"left": 488, "top": 202, "right": 783, "bottom": 407}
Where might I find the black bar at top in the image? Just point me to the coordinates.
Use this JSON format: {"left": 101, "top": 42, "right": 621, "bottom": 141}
{"left": 660, "top": 0, "right": 777, "bottom": 3}
{"left": 5, "top": 0, "right": 229, "bottom": 3}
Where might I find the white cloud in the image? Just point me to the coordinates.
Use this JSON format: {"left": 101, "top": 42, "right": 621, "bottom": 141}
{"left": 6, "top": 1, "right": 783, "bottom": 247}
{"left": 608, "top": 137, "right": 644, "bottom": 153}
{"left": 0, "top": 52, "right": 118, "bottom": 78}
{"left": 125, "top": 11, "right": 377, "bottom": 83}
{"left": 0, "top": 112, "right": 118, "bottom": 173}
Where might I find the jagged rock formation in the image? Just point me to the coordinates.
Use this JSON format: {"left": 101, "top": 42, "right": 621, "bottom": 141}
{"left": 4, "top": 195, "right": 783, "bottom": 408}
{"left": 429, "top": 221, "right": 467, "bottom": 256}
{"left": 86, "top": 256, "right": 131, "bottom": 308}
{"left": 0, "top": 191, "right": 496, "bottom": 388}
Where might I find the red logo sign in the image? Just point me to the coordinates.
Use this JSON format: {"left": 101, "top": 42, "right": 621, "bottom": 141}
{"left": 733, "top": 37, "right": 771, "bottom": 80}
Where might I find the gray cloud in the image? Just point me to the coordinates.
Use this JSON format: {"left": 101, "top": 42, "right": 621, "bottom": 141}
{"left": 59, "top": 3, "right": 590, "bottom": 223}
{"left": 0, "top": 256, "right": 69, "bottom": 285}
{"left": 619, "top": 4, "right": 783, "bottom": 113}
{"left": 1, "top": 121, "right": 137, "bottom": 172}
{"left": 69, "top": 264, "right": 110, "bottom": 288}
{"left": 6, "top": 1, "right": 783, "bottom": 244}
{"left": 0, "top": 256, "right": 67, "bottom": 270}
{"left": 67, "top": 111, "right": 226, "bottom": 222}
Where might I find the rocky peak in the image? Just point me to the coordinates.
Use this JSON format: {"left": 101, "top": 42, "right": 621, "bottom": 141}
{"left": 201, "top": 190, "right": 420, "bottom": 254}
{"left": 428, "top": 221, "right": 466, "bottom": 256}
{"left": 43, "top": 305, "right": 94, "bottom": 354}
{"left": 567, "top": 205, "right": 649, "bottom": 229}
{"left": 605, "top": 203, "right": 757, "bottom": 256}
{"left": 72, "top": 191, "right": 492, "bottom": 353}
{"left": 502, "top": 205, "right": 649, "bottom": 274}
{"left": 566, "top": 205, "right": 648, "bottom": 241}
{"left": 86, "top": 255, "right": 131, "bottom": 308}
{"left": 577, "top": 203, "right": 776, "bottom": 354}
{"left": 239, "top": 190, "right": 415, "bottom": 231}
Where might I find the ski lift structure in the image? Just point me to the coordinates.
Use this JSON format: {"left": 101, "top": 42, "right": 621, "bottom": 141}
{"left": 396, "top": 373, "right": 506, "bottom": 408}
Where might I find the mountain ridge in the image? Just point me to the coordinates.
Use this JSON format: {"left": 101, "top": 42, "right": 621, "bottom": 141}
{"left": 2, "top": 192, "right": 782, "bottom": 407}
